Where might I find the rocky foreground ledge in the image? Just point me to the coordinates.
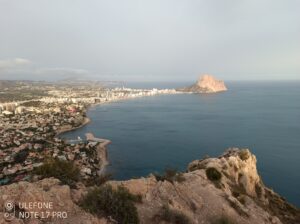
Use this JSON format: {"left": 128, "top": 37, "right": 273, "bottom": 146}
{"left": 0, "top": 149, "right": 299, "bottom": 224}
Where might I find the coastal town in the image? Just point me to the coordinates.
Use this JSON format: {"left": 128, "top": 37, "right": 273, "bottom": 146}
{"left": 1, "top": 78, "right": 299, "bottom": 224}
{"left": 1, "top": 1, "right": 299, "bottom": 222}
{"left": 0, "top": 75, "right": 228, "bottom": 187}
{"left": 0, "top": 80, "right": 178, "bottom": 186}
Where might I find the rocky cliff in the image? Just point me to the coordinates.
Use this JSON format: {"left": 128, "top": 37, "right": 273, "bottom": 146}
{"left": 180, "top": 74, "right": 227, "bottom": 93}
{"left": 1, "top": 149, "right": 299, "bottom": 224}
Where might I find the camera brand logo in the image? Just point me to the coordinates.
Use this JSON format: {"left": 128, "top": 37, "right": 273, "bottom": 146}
{"left": 3, "top": 200, "right": 68, "bottom": 220}
{"left": 4, "top": 200, "right": 15, "bottom": 220}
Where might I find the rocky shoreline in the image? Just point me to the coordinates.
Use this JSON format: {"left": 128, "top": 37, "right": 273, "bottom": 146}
{"left": 55, "top": 118, "right": 112, "bottom": 177}
{"left": 55, "top": 117, "right": 91, "bottom": 137}
{"left": 85, "top": 133, "right": 111, "bottom": 175}
{"left": 55, "top": 112, "right": 112, "bottom": 176}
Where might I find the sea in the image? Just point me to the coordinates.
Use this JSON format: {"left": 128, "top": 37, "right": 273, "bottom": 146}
{"left": 61, "top": 81, "right": 300, "bottom": 207}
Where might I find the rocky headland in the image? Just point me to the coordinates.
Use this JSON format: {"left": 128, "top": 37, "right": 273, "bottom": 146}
{"left": 1, "top": 148, "right": 299, "bottom": 224}
{"left": 180, "top": 74, "right": 227, "bottom": 93}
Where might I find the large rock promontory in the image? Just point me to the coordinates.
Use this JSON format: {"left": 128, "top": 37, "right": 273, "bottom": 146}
{"left": 0, "top": 149, "right": 299, "bottom": 224}
{"left": 180, "top": 74, "right": 227, "bottom": 93}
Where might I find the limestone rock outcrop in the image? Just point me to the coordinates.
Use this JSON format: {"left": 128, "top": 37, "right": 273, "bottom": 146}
{"left": 0, "top": 149, "right": 299, "bottom": 224}
{"left": 180, "top": 74, "right": 227, "bottom": 93}
{"left": 112, "top": 148, "right": 299, "bottom": 224}
{"left": 0, "top": 178, "right": 107, "bottom": 224}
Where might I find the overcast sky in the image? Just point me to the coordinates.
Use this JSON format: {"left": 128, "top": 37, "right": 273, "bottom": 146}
{"left": 0, "top": 0, "right": 299, "bottom": 82}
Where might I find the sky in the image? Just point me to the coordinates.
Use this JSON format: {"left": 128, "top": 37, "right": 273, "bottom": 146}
{"left": 0, "top": 0, "right": 299, "bottom": 82}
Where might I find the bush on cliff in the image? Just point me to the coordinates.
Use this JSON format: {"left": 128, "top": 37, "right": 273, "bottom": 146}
{"left": 14, "top": 150, "right": 29, "bottom": 163}
{"left": 153, "top": 204, "right": 191, "bottom": 224}
{"left": 211, "top": 215, "right": 236, "bottom": 224}
{"left": 34, "top": 158, "right": 79, "bottom": 187}
{"left": 206, "top": 167, "right": 222, "bottom": 182}
{"left": 154, "top": 167, "right": 186, "bottom": 183}
{"left": 81, "top": 184, "right": 140, "bottom": 224}
{"left": 85, "top": 172, "right": 112, "bottom": 187}
{"left": 238, "top": 149, "right": 250, "bottom": 161}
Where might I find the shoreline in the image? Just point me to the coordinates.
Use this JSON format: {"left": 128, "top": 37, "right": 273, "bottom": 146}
{"left": 55, "top": 116, "right": 111, "bottom": 175}
{"left": 55, "top": 117, "right": 91, "bottom": 137}
{"left": 55, "top": 103, "right": 113, "bottom": 176}
{"left": 55, "top": 91, "right": 183, "bottom": 176}
{"left": 85, "top": 133, "right": 111, "bottom": 175}
{"left": 53, "top": 89, "right": 223, "bottom": 177}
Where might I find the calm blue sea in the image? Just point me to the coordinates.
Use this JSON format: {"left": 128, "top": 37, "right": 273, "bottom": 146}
{"left": 61, "top": 81, "right": 300, "bottom": 207}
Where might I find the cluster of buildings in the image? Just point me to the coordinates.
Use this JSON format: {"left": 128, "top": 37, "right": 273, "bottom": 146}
{"left": 0, "top": 83, "right": 179, "bottom": 186}
{"left": 0, "top": 101, "right": 102, "bottom": 185}
{"left": 43, "top": 87, "right": 178, "bottom": 104}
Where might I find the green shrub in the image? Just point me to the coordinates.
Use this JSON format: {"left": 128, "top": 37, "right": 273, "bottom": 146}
{"left": 211, "top": 215, "right": 236, "bottom": 224}
{"left": 34, "top": 158, "right": 79, "bottom": 187}
{"left": 206, "top": 167, "right": 222, "bottom": 181}
{"left": 81, "top": 184, "right": 140, "bottom": 224}
{"left": 14, "top": 150, "right": 29, "bottom": 163}
{"left": 85, "top": 173, "right": 112, "bottom": 187}
{"left": 255, "top": 183, "right": 263, "bottom": 197}
{"left": 238, "top": 149, "right": 250, "bottom": 161}
{"left": 154, "top": 167, "right": 186, "bottom": 183}
{"left": 154, "top": 204, "right": 191, "bottom": 224}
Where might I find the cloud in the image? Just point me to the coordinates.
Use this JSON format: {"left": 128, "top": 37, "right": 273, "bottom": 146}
{"left": 0, "top": 58, "right": 31, "bottom": 70}
{"left": 0, "top": 1, "right": 300, "bottom": 80}
{"left": 36, "top": 67, "right": 88, "bottom": 75}
{"left": 34, "top": 67, "right": 90, "bottom": 80}
{"left": 0, "top": 58, "right": 95, "bottom": 81}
